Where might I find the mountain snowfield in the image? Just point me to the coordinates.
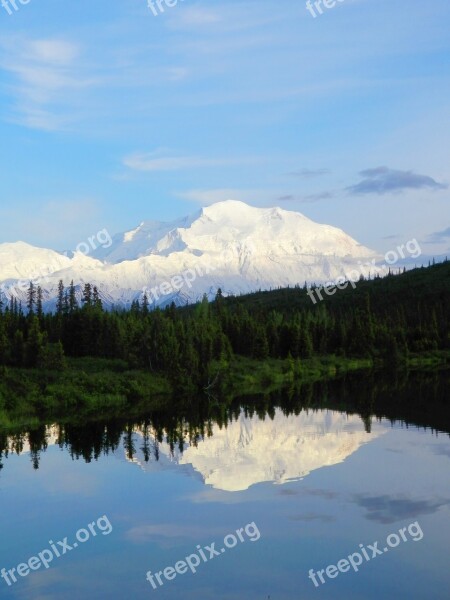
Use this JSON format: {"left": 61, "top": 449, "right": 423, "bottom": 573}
{"left": 0, "top": 200, "right": 379, "bottom": 310}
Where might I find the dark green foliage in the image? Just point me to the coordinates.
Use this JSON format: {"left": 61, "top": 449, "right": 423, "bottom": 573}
{"left": 0, "top": 262, "right": 448, "bottom": 392}
{"left": 37, "top": 342, "right": 66, "bottom": 371}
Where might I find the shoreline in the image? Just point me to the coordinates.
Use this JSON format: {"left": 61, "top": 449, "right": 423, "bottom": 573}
{"left": 0, "top": 351, "right": 448, "bottom": 431}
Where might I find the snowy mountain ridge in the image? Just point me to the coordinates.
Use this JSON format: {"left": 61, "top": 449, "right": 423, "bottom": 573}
{"left": 0, "top": 200, "right": 378, "bottom": 310}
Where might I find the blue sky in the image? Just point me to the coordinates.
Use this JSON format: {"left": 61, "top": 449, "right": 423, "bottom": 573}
{"left": 0, "top": 0, "right": 449, "bottom": 256}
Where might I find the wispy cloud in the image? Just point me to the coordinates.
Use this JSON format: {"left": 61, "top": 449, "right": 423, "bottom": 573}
{"left": 124, "top": 154, "right": 228, "bottom": 172}
{"left": 347, "top": 167, "right": 447, "bottom": 195}
{"left": 278, "top": 191, "right": 334, "bottom": 203}
{"left": 178, "top": 187, "right": 334, "bottom": 206}
{"left": 287, "top": 168, "right": 331, "bottom": 178}
{"left": 425, "top": 226, "right": 450, "bottom": 244}
{"left": 125, "top": 523, "right": 224, "bottom": 544}
{"left": 278, "top": 487, "right": 339, "bottom": 499}
{"left": 177, "top": 188, "right": 248, "bottom": 204}
{"left": 167, "top": 3, "right": 281, "bottom": 34}
{"left": 124, "top": 151, "right": 260, "bottom": 172}
{"left": 168, "top": 6, "right": 223, "bottom": 29}
{"left": 25, "top": 39, "right": 79, "bottom": 64}
{"left": 288, "top": 513, "right": 335, "bottom": 523}
{"left": 0, "top": 36, "right": 98, "bottom": 131}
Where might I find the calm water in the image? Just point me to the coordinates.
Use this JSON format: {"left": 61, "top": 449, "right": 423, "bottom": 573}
{"left": 0, "top": 370, "right": 449, "bottom": 599}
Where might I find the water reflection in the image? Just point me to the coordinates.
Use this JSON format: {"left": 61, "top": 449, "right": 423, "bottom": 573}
{"left": 0, "top": 370, "right": 449, "bottom": 600}
{"left": 0, "top": 369, "right": 448, "bottom": 481}
{"left": 125, "top": 410, "right": 385, "bottom": 491}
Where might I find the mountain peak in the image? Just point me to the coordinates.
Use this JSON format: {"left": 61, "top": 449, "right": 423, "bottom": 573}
{"left": 201, "top": 199, "right": 256, "bottom": 219}
{"left": 205, "top": 199, "right": 250, "bottom": 209}
{"left": 200, "top": 200, "right": 310, "bottom": 223}
{"left": 0, "top": 201, "right": 378, "bottom": 310}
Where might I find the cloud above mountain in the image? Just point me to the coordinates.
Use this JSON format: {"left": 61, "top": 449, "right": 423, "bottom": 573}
{"left": 278, "top": 192, "right": 334, "bottom": 203}
{"left": 347, "top": 167, "right": 447, "bottom": 195}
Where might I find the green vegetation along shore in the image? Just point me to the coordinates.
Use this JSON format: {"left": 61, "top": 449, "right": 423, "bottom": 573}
{"left": 1, "top": 350, "right": 449, "bottom": 432}
{"left": 0, "top": 260, "right": 448, "bottom": 426}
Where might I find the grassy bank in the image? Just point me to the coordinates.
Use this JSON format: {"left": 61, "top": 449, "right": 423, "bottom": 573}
{"left": 0, "top": 351, "right": 448, "bottom": 430}
{"left": 215, "top": 350, "right": 450, "bottom": 396}
{"left": 0, "top": 359, "right": 171, "bottom": 429}
{"left": 221, "top": 355, "right": 373, "bottom": 395}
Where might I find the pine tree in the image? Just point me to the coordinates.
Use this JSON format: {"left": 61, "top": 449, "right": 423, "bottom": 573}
{"left": 36, "top": 286, "right": 43, "bottom": 320}
{"left": 93, "top": 286, "right": 103, "bottom": 310}
{"left": 63, "top": 291, "right": 69, "bottom": 315}
{"left": 27, "top": 281, "right": 36, "bottom": 315}
{"left": 130, "top": 300, "right": 140, "bottom": 315}
{"left": 69, "top": 280, "right": 77, "bottom": 313}
{"left": 56, "top": 280, "right": 65, "bottom": 315}
{"left": 25, "top": 317, "right": 44, "bottom": 367}
{"left": 253, "top": 326, "right": 269, "bottom": 359}
{"left": 142, "top": 293, "right": 149, "bottom": 315}
{"left": 82, "top": 283, "right": 92, "bottom": 307}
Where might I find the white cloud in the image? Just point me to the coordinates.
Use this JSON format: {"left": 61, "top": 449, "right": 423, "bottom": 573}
{"left": 25, "top": 39, "right": 80, "bottom": 64}
{"left": 167, "top": 3, "right": 283, "bottom": 34}
{"left": 123, "top": 150, "right": 261, "bottom": 172}
{"left": 124, "top": 154, "right": 226, "bottom": 171}
{"left": 0, "top": 36, "right": 98, "bottom": 131}
{"left": 176, "top": 188, "right": 248, "bottom": 205}
{"left": 168, "top": 6, "right": 223, "bottom": 29}
{"left": 175, "top": 187, "right": 292, "bottom": 206}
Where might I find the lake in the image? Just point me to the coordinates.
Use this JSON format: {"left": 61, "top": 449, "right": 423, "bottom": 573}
{"left": 1, "top": 369, "right": 449, "bottom": 599}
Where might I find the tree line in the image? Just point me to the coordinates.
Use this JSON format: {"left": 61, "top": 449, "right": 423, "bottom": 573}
{"left": 0, "top": 261, "right": 448, "bottom": 388}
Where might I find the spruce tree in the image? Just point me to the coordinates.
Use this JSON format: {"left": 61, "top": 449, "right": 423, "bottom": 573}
{"left": 27, "top": 281, "right": 36, "bottom": 315}
{"left": 82, "top": 283, "right": 92, "bottom": 307}
{"left": 69, "top": 280, "right": 77, "bottom": 313}
{"left": 36, "top": 286, "right": 43, "bottom": 320}
{"left": 56, "top": 280, "right": 65, "bottom": 315}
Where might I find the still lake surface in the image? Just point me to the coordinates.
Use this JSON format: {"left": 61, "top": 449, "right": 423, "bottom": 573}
{"left": 0, "top": 370, "right": 449, "bottom": 599}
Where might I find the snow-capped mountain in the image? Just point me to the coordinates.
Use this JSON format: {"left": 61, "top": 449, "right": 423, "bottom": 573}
{"left": 0, "top": 242, "right": 72, "bottom": 282}
{"left": 0, "top": 200, "right": 378, "bottom": 310}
